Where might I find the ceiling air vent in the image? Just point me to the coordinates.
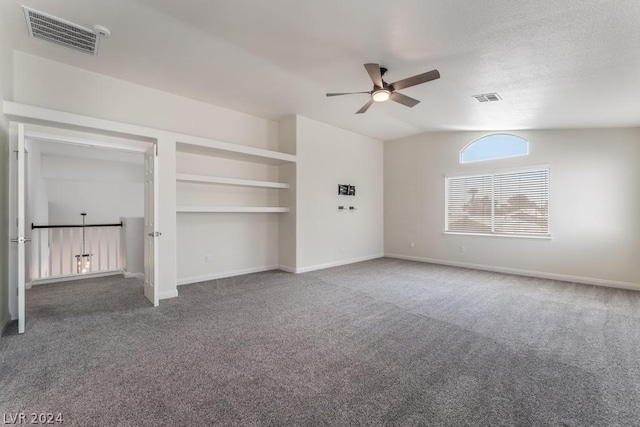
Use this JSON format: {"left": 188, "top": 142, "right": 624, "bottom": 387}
{"left": 22, "top": 6, "right": 102, "bottom": 56}
{"left": 472, "top": 93, "right": 502, "bottom": 103}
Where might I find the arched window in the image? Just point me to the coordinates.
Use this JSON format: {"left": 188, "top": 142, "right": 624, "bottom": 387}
{"left": 460, "top": 134, "right": 528, "bottom": 163}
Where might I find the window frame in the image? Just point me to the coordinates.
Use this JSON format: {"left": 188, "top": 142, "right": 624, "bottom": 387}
{"left": 460, "top": 133, "right": 529, "bottom": 164}
{"left": 444, "top": 164, "right": 551, "bottom": 239}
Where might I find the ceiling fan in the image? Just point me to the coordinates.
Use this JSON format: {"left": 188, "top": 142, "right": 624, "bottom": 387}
{"left": 326, "top": 63, "right": 440, "bottom": 114}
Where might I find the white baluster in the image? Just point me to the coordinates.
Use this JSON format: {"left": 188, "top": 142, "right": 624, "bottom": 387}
{"left": 59, "top": 228, "right": 63, "bottom": 276}
{"left": 69, "top": 228, "right": 74, "bottom": 275}
{"left": 115, "top": 226, "right": 121, "bottom": 270}
{"left": 48, "top": 228, "right": 52, "bottom": 278}
{"left": 97, "top": 227, "right": 102, "bottom": 271}
{"left": 106, "top": 227, "right": 111, "bottom": 270}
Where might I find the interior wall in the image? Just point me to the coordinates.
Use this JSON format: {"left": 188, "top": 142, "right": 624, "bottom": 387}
{"left": 13, "top": 52, "right": 278, "bottom": 150}
{"left": 120, "top": 217, "right": 144, "bottom": 276}
{"left": 13, "top": 52, "right": 282, "bottom": 291}
{"left": 41, "top": 155, "right": 143, "bottom": 224}
{"left": 295, "top": 116, "right": 384, "bottom": 272}
{"left": 0, "top": 10, "right": 13, "bottom": 330}
{"left": 176, "top": 152, "right": 280, "bottom": 284}
{"left": 25, "top": 142, "right": 49, "bottom": 227}
{"left": 277, "top": 115, "right": 297, "bottom": 271}
{"left": 385, "top": 128, "right": 640, "bottom": 287}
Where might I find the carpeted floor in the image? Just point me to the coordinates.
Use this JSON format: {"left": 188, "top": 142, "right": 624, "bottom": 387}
{"left": 1, "top": 258, "right": 640, "bottom": 426}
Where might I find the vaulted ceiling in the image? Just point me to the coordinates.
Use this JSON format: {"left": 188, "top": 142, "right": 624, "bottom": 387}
{"left": 1, "top": 0, "right": 639, "bottom": 140}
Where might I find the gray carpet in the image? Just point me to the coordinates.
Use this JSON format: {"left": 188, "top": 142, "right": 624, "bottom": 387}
{"left": 1, "top": 258, "right": 640, "bottom": 426}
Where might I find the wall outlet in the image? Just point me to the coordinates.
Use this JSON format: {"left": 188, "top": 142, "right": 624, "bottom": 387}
{"left": 339, "top": 245, "right": 344, "bottom": 252}
{"left": 204, "top": 254, "right": 211, "bottom": 263}
{"left": 459, "top": 246, "right": 466, "bottom": 254}
{"left": 410, "top": 242, "right": 415, "bottom": 248}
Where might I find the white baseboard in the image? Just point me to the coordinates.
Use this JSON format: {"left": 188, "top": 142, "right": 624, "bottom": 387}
{"left": 159, "top": 289, "right": 179, "bottom": 300}
{"left": 295, "top": 253, "right": 385, "bottom": 274}
{"left": 177, "top": 265, "right": 281, "bottom": 286}
{"left": 123, "top": 272, "right": 144, "bottom": 279}
{"left": 385, "top": 253, "right": 640, "bottom": 292}
{"left": 30, "top": 270, "right": 123, "bottom": 286}
{"left": 277, "top": 265, "right": 296, "bottom": 273}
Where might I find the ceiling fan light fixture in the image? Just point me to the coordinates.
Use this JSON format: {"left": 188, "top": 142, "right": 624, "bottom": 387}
{"left": 372, "top": 89, "right": 391, "bottom": 102}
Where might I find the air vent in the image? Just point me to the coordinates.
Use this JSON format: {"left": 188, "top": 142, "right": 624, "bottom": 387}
{"left": 472, "top": 93, "right": 502, "bottom": 103}
{"left": 22, "top": 6, "right": 100, "bottom": 55}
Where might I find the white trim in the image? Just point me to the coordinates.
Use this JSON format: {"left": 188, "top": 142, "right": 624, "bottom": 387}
{"left": 3, "top": 101, "right": 158, "bottom": 139}
{"left": 277, "top": 265, "right": 297, "bottom": 273}
{"left": 123, "top": 272, "right": 145, "bottom": 279}
{"left": 3, "top": 102, "right": 297, "bottom": 165}
{"left": 159, "top": 290, "right": 179, "bottom": 300}
{"left": 178, "top": 265, "right": 281, "bottom": 286}
{"left": 295, "top": 254, "right": 384, "bottom": 274}
{"left": 25, "top": 130, "right": 150, "bottom": 153}
{"left": 459, "top": 133, "right": 529, "bottom": 164}
{"left": 30, "top": 270, "right": 122, "bottom": 286}
{"left": 384, "top": 253, "right": 640, "bottom": 292}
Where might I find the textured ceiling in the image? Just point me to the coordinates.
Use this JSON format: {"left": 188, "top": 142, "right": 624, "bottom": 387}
{"left": 2, "top": 0, "right": 639, "bottom": 140}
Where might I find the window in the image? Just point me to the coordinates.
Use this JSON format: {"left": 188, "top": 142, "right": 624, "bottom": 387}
{"left": 446, "top": 167, "right": 549, "bottom": 237}
{"left": 461, "top": 134, "right": 528, "bottom": 163}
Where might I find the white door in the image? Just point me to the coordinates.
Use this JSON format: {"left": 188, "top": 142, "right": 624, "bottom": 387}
{"left": 12, "top": 124, "right": 29, "bottom": 334}
{"left": 143, "top": 144, "right": 159, "bottom": 306}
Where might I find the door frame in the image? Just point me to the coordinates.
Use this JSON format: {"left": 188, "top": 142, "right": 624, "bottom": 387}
{"left": 7, "top": 122, "right": 158, "bottom": 332}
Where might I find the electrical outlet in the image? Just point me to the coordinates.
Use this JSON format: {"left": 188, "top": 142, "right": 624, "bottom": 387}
{"left": 459, "top": 246, "right": 466, "bottom": 254}
{"left": 410, "top": 242, "right": 415, "bottom": 248}
{"left": 339, "top": 245, "right": 344, "bottom": 252}
{"left": 204, "top": 254, "right": 211, "bottom": 263}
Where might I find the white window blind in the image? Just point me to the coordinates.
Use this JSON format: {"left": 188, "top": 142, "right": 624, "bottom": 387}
{"left": 446, "top": 168, "right": 549, "bottom": 237}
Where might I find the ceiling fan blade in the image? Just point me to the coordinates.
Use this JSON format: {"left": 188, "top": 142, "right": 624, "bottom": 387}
{"left": 391, "top": 69, "right": 440, "bottom": 91}
{"left": 390, "top": 91, "right": 420, "bottom": 108}
{"left": 364, "top": 63, "right": 383, "bottom": 87}
{"left": 326, "top": 91, "right": 370, "bottom": 97}
{"left": 356, "top": 99, "right": 374, "bottom": 114}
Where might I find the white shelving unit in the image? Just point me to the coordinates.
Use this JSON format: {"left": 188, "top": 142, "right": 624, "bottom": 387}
{"left": 176, "top": 138, "right": 296, "bottom": 166}
{"left": 176, "top": 206, "right": 290, "bottom": 213}
{"left": 176, "top": 137, "right": 295, "bottom": 214}
{"left": 176, "top": 173, "right": 289, "bottom": 189}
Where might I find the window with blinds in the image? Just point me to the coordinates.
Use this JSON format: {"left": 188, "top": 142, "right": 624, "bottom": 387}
{"left": 446, "top": 167, "right": 549, "bottom": 237}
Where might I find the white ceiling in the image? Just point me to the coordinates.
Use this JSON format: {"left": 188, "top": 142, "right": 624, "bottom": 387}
{"left": 2, "top": 0, "right": 640, "bottom": 141}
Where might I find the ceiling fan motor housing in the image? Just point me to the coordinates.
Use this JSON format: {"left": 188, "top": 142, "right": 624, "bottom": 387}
{"left": 325, "top": 63, "right": 440, "bottom": 114}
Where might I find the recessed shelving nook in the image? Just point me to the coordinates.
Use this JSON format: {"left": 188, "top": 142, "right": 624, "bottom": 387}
{"left": 175, "top": 136, "right": 295, "bottom": 214}
{"left": 176, "top": 174, "right": 289, "bottom": 189}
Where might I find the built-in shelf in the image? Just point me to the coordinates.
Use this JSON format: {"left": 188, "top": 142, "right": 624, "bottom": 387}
{"left": 176, "top": 173, "right": 289, "bottom": 189}
{"left": 176, "top": 137, "right": 296, "bottom": 166}
{"left": 176, "top": 206, "right": 290, "bottom": 213}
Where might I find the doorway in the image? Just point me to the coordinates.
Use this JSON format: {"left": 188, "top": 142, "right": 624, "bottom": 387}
{"left": 8, "top": 122, "right": 159, "bottom": 333}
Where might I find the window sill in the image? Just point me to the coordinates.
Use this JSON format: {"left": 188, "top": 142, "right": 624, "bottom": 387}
{"left": 444, "top": 231, "right": 552, "bottom": 240}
